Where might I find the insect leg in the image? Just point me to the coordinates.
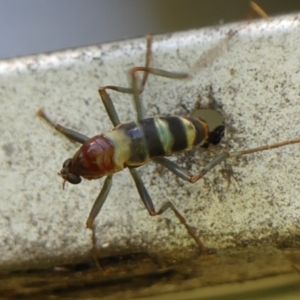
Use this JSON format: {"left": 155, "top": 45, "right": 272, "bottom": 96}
{"left": 55, "top": 124, "right": 89, "bottom": 144}
{"left": 98, "top": 68, "right": 188, "bottom": 124}
{"left": 86, "top": 175, "right": 113, "bottom": 270}
{"left": 37, "top": 108, "right": 89, "bottom": 144}
{"left": 99, "top": 67, "right": 187, "bottom": 125}
{"left": 129, "top": 167, "right": 207, "bottom": 254}
{"left": 156, "top": 135, "right": 300, "bottom": 184}
{"left": 99, "top": 37, "right": 188, "bottom": 123}
{"left": 140, "top": 35, "right": 153, "bottom": 91}
{"left": 86, "top": 175, "right": 113, "bottom": 228}
{"left": 191, "top": 137, "right": 300, "bottom": 182}
{"left": 153, "top": 157, "right": 192, "bottom": 182}
{"left": 98, "top": 88, "right": 122, "bottom": 126}
{"left": 98, "top": 36, "right": 153, "bottom": 126}
{"left": 131, "top": 67, "right": 189, "bottom": 120}
{"left": 153, "top": 156, "right": 220, "bottom": 184}
{"left": 154, "top": 156, "right": 225, "bottom": 183}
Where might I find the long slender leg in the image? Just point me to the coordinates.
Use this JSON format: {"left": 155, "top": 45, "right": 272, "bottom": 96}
{"left": 55, "top": 125, "right": 89, "bottom": 144}
{"left": 129, "top": 168, "right": 208, "bottom": 254}
{"left": 153, "top": 156, "right": 218, "bottom": 184}
{"left": 154, "top": 135, "right": 300, "bottom": 183}
{"left": 140, "top": 35, "right": 153, "bottom": 91}
{"left": 99, "top": 67, "right": 188, "bottom": 124}
{"left": 86, "top": 175, "right": 112, "bottom": 271}
{"left": 153, "top": 157, "right": 192, "bottom": 182}
{"left": 86, "top": 175, "right": 113, "bottom": 229}
{"left": 98, "top": 36, "right": 188, "bottom": 124}
{"left": 98, "top": 35, "right": 153, "bottom": 126}
{"left": 192, "top": 137, "right": 300, "bottom": 182}
{"left": 150, "top": 137, "right": 300, "bottom": 251}
{"left": 130, "top": 67, "right": 188, "bottom": 120}
{"left": 37, "top": 109, "right": 89, "bottom": 144}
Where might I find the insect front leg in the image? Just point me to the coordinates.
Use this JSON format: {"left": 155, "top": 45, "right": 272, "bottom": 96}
{"left": 38, "top": 108, "right": 114, "bottom": 230}
{"left": 128, "top": 167, "right": 208, "bottom": 255}
{"left": 85, "top": 175, "right": 113, "bottom": 270}
{"left": 86, "top": 175, "right": 113, "bottom": 229}
{"left": 37, "top": 109, "right": 89, "bottom": 144}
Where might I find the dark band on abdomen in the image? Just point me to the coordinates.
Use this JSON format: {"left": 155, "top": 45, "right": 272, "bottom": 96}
{"left": 117, "top": 121, "right": 148, "bottom": 163}
{"left": 160, "top": 117, "right": 188, "bottom": 152}
{"left": 140, "top": 118, "right": 166, "bottom": 157}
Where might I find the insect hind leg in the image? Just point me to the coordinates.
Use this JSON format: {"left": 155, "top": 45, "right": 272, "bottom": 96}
{"left": 129, "top": 167, "right": 208, "bottom": 255}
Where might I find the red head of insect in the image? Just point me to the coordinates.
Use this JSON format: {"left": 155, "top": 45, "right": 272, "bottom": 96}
{"left": 59, "top": 134, "right": 116, "bottom": 189}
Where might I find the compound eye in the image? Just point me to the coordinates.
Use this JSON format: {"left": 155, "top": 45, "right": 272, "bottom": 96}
{"left": 67, "top": 174, "right": 82, "bottom": 184}
{"left": 62, "top": 158, "right": 72, "bottom": 168}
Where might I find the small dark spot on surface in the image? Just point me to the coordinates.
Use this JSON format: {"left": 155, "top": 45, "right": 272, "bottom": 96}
{"left": 84, "top": 97, "right": 91, "bottom": 106}
{"left": 229, "top": 68, "right": 236, "bottom": 75}
{"left": 2, "top": 143, "right": 15, "bottom": 157}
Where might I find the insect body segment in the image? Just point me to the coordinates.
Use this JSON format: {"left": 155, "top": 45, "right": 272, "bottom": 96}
{"left": 62, "top": 116, "right": 216, "bottom": 184}
{"left": 109, "top": 116, "right": 210, "bottom": 166}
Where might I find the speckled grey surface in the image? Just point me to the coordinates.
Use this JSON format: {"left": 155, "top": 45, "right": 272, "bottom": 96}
{"left": 1, "top": 14, "right": 300, "bottom": 271}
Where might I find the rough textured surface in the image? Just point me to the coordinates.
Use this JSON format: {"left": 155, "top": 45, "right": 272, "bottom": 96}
{"left": 1, "top": 14, "right": 300, "bottom": 271}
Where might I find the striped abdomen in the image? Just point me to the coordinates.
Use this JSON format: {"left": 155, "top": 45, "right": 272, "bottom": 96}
{"left": 66, "top": 117, "right": 210, "bottom": 180}
{"left": 105, "top": 116, "right": 209, "bottom": 169}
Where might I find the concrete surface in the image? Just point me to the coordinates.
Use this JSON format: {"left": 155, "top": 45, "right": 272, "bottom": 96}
{"left": 1, "top": 14, "right": 300, "bottom": 271}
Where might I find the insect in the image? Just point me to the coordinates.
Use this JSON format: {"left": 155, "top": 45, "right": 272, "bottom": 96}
{"left": 39, "top": 36, "right": 300, "bottom": 255}
{"left": 38, "top": 37, "right": 225, "bottom": 254}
